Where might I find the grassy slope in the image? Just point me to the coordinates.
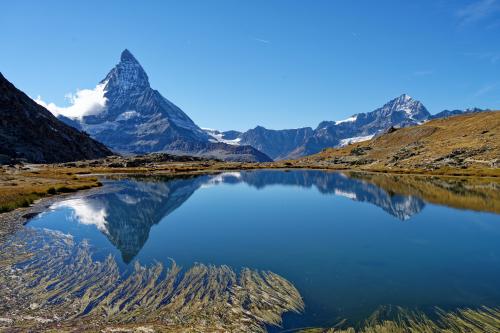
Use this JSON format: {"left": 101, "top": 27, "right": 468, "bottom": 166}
{"left": 299, "top": 111, "right": 499, "bottom": 176}
{"left": 0, "top": 167, "right": 102, "bottom": 213}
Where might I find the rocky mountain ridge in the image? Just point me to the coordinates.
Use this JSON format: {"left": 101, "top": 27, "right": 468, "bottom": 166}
{"left": 0, "top": 73, "right": 113, "bottom": 164}
{"left": 206, "top": 95, "right": 487, "bottom": 160}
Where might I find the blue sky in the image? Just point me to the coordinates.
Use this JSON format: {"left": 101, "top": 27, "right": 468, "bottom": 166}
{"left": 1, "top": 0, "right": 499, "bottom": 131}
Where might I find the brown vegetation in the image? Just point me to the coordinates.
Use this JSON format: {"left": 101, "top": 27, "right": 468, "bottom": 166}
{"left": 296, "top": 112, "right": 500, "bottom": 177}
{"left": 0, "top": 166, "right": 102, "bottom": 213}
{"left": 298, "top": 306, "right": 500, "bottom": 332}
{"left": 348, "top": 171, "right": 500, "bottom": 214}
{"left": 0, "top": 228, "right": 304, "bottom": 332}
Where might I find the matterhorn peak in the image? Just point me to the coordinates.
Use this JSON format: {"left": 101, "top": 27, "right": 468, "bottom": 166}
{"left": 120, "top": 49, "right": 139, "bottom": 63}
{"left": 101, "top": 49, "right": 150, "bottom": 96}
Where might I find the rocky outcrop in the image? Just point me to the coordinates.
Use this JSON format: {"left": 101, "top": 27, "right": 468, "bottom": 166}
{"left": 0, "top": 73, "right": 113, "bottom": 164}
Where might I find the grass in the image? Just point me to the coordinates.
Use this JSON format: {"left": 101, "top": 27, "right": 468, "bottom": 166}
{"left": 296, "top": 112, "right": 500, "bottom": 176}
{"left": 0, "top": 167, "right": 102, "bottom": 213}
{"left": 298, "top": 306, "right": 500, "bottom": 332}
{"left": 0, "top": 227, "right": 304, "bottom": 332}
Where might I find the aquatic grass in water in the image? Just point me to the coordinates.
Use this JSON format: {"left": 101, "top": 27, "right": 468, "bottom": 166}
{"left": 0, "top": 228, "right": 303, "bottom": 332}
{"left": 298, "top": 306, "right": 500, "bottom": 332}
{"left": 2, "top": 170, "right": 500, "bottom": 331}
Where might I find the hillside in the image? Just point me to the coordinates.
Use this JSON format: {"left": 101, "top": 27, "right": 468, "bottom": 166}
{"left": 0, "top": 73, "right": 113, "bottom": 164}
{"left": 297, "top": 112, "right": 499, "bottom": 174}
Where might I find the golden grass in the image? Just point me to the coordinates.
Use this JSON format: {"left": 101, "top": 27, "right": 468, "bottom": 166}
{"left": 0, "top": 228, "right": 304, "bottom": 332}
{"left": 0, "top": 167, "right": 102, "bottom": 213}
{"left": 298, "top": 112, "right": 500, "bottom": 175}
{"left": 348, "top": 172, "right": 500, "bottom": 214}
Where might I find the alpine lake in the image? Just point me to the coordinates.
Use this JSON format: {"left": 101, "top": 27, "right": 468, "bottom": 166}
{"left": 1, "top": 169, "right": 500, "bottom": 332}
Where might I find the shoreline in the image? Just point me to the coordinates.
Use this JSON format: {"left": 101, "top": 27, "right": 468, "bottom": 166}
{"left": 1, "top": 164, "right": 499, "bottom": 240}
{"left": 1, "top": 166, "right": 499, "bottom": 332}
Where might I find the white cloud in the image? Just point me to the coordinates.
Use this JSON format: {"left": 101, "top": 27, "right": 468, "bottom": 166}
{"left": 35, "top": 82, "right": 107, "bottom": 119}
{"left": 252, "top": 37, "right": 271, "bottom": 44}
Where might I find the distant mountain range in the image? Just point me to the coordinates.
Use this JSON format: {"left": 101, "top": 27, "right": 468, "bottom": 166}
{"left": 57, "top": 50, "right": 271, "bottom": 162}
{"left": 1, "top": 49, "right": 491, "bottom": 164}
{"left": 205, "top": 95, "right": 489, "bottom": 160}
{"left": 0, "top": 73, "right": 112, "bottom": 164}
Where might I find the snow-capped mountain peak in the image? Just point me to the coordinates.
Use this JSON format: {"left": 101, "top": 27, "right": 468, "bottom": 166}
{"left": 120, "top": 48, "right": 140, "bottom": 63}
{"left": 52, "top": 50, "right": 271, "bottom": 162}
{"left": 378, "top": 94, "right": 430, "bottom": 120}
{"left": 102, "top": 49, "right": 150, "bottom": 97}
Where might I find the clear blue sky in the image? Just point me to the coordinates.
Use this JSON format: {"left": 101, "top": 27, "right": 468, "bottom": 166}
{"left": 1, "top": 0, "right": 499, "bottom": 131}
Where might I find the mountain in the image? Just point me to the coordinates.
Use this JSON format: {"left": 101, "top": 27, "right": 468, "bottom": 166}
{"left": 61, "top": 50, "right": 271, "bottom": 162}
{"left": 0, "top": 73, "right": 113, "bottom": 164}
{"left": 299, "top": 111, "right": 499, "bottom": 171}
{"left": 212, "top": 94, "right": 490, "bottom": 161}
{"left": 209, "top": 94, "right": 432, "bottom": 160}
{"left": 430, "top": 107, "right": 487, "bottom": 119}
{"left": 236, "top": 126, "right": 313, "bottom": 160}
{"left": 288, "top": 94, "right": 431, "bottom": 158}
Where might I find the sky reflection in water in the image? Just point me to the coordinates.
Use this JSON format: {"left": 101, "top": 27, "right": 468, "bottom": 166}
{"left": 28, "top": 170, "right": 500, "bottom": 328}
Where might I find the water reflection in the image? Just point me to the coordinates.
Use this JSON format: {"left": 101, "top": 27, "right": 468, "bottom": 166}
{"left": 0, "top": 227, "right": 303, "bottom": 332}
{"left": 10, "top": 170, "right": 500, "bottom": 331}
{"left": 54, "top": 176, "right": 208, "bottom": 262}
{"left": 50, "top": 170, "right": 499, "bottom": 264}
{"left": 232, "top": 171, "right": 425, "bottom": 220}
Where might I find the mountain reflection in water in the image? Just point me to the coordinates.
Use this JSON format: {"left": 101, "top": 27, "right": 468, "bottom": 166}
{"left": 19, "top": 169, "right": 500, "bottom": 330}
{"left": 47, "top": 170, "right": 498, "bottom": 264}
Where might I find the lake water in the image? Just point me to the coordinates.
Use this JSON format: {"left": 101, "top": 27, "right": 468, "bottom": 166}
{"left": 21, "top": 170, "right": 500, "bottom": 329}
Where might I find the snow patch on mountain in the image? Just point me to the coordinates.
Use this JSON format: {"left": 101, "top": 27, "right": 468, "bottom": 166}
{"left": 116, "top": 110, "right": 139, "bottom": 121}
{"left": 35, "top": 82, "right": 108, "bottom": 119}
{"left": 203, "top": 128, "right": 242, "bottom": 145}
{"left": 335, "top": 115, "right": 357, "bottom": 125}
{"left": 339, "top": 134, "right": 375, "bottom": 147}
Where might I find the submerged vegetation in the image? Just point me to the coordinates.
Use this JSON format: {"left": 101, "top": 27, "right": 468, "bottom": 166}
{"left": 298, "top": 306, "right": 500, "bottom": 332}
{"left": 0, "top": 228, "right": 304, "bottom": 332}
{"left": 0, "top": 170, "right": 499, "bottom": 331}
{"left": 2, "top": 228, "right": 499, "bottom": 332}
